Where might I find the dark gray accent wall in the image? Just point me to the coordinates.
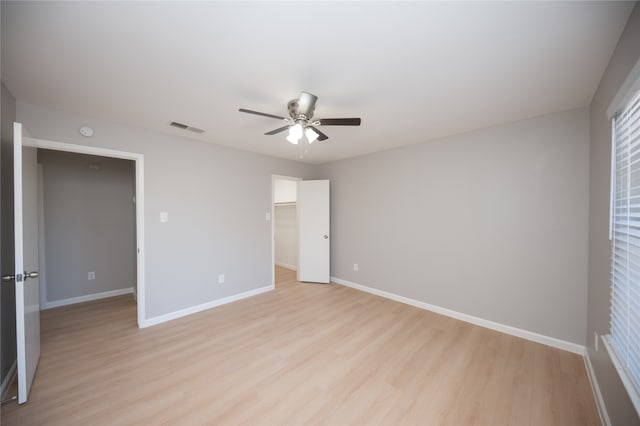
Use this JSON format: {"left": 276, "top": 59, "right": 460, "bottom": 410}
{"left": 587, "top": 4, "right": 640, "bottom": 425}
{"left": 1, "top": 81, "right": 17, "bottom": 388}
{"left": 38, "top": 150, "right": 136, "bottom": 303}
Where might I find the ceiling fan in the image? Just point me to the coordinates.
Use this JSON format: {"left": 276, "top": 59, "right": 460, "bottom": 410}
{"left": 239, "top": 92, "right": 361, "bottom": 150}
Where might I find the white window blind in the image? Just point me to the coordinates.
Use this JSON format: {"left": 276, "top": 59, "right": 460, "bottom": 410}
{"left": 610, "top": 90, "right": 640, "bottom": 407}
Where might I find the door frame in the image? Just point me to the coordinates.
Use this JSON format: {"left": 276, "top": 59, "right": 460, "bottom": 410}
{"left": 271, "top": 174, "right": 301, "bottom": 287}
{"left": 37, "top": 164, "right": 47, "bottom": 309}
{"left": 23, "top": 137, "right": 146, "bottom": 328}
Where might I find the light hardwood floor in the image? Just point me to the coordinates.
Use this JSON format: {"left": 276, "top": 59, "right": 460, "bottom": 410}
{"left": 3, "top": 267, "right": 599, "bottom": 425}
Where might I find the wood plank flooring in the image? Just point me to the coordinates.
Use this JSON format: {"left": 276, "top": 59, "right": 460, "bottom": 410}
{"left": 2, "top": 267, "right": 599, "bottom": 425}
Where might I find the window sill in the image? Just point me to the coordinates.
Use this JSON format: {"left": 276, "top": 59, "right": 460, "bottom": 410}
{"left": 602, "top": 335, "right": 640, "bottom": 417}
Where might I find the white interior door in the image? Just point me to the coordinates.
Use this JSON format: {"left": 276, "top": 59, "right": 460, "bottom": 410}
{"left": 14, "top": 122, "right": 41, "bottom": 404}
{"left": 298, "top": 180, "right": 330, "bottom": 283}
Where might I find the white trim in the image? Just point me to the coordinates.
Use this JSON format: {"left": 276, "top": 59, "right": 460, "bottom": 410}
{"left": 584, "top": 350, "right": 612, "bottom": 426}
{"left": 275, "top": 261, "right": 297, "bottom": 271}
{"left": 139, "top": 285, "right": 274, "bottom": 328}
{"left": 607, "top": 56, "right": 640, "bottom": 119}
{"left": 603, "top": 335, "right": 640, "bottom": 417}
{"left": 135, "top": 155, "right": 145, "bottom": 327}
{"left": 609, "top": 117, "right": 616, "bottom": 241}
{"left": 41, "top": 288, "right": 134, "bottom": 310}
{"left": 25, "top": 138, "right": 140, "bottom": 161}
{"left": 14, "top": 123, "right": 27, "bottom": 404}
{"left": 23, "top": 137, "right": 146, "bottom": 328}
{"left": 37, "top": 164, "right": 47, "bottom": 308}
{"left": 331, "top": 276, "right": 586, "bottom": 355}
{"left": 1, "top": 361, "right": 17, "bottom": 400}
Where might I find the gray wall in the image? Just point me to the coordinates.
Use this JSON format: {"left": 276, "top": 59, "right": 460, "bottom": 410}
{"left": 1, "top": 81, "right": 17, "bottom": 387}
{"left": 17, "top": 102, "right": 316, "bottom": 319}
{"left": 587, "top": 4, "right": 640, "bottom": 425}
{"left": 38, "top": 149, "right": 136, "bottom": 303}
{"left": 274, "top": 204, "right": 297, "bottom": 269}
{"left": 318, "top": 108, "right": 590, "bottom": 345}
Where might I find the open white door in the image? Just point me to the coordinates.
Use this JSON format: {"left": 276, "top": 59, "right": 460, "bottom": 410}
{"left": 14, "top": 122, "right": 41, "bottom": 404}
{"left": 298, "top": 180, "right": 330, "bottom": 283}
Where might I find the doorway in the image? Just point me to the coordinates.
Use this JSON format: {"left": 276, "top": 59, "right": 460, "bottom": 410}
{"left": 1, "top": 126, "right": 146, "bottom": 406}
{"left": 25, "top": 137, "right": 145, "bottom": 326}
{"left": 37, "top": 149, "right": 137, "bottom": 312}
{"left": 272, "top": 175, "right": 300, "bottom": 288}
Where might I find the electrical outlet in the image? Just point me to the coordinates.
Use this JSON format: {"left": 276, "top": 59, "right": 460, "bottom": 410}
{"left": 218, "top": 274, "right": 225, "bottom": 284}
{"left": 595, "top": 332, "right": 599, "bottom": 352}
{"left": 88, "top": 271, "right": 96, "bottom": 280}
{"left": 353, "top": 263, "right": 358, "bottom": 272}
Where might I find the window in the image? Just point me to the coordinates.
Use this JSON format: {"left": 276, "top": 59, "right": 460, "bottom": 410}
{"left": 607, "top": 89, "right": 640, "bottom": 412}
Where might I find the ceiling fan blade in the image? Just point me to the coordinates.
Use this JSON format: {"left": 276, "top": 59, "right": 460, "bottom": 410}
{"left": 239, "top": 108, "right": 286, "bottom": 120}
{"left": 265, "top": 125, "right": 292, "bottom": 135}
{"left": 317, "top": 118, "right": 361, "bottom": 126}
{"left": 309, "top": 126, "right": 329, "bottom": 141}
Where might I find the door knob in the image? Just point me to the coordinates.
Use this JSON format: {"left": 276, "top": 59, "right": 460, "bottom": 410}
{"left": 324, "top": 234, "right": 329, "bottom": 239}
{"left": 2, "top": 274, "right": 15, "bottom": 282}
{"left": 24, "top": 271, "right": 38, "bottom": 280}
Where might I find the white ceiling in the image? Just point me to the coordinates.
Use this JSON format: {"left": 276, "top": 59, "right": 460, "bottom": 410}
{"left": 1, "top": 1, "right": 634, "bottom": 164}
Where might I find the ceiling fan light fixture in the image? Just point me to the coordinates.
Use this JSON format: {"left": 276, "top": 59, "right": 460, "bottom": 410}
{"left": 305, "top": 127, "right": 319, "bottom": 144}
{"left": 287, "top": 123, "right": 303, "bottom": 144}
{"left": 239, "top": 92, "right": 362, "bottom": 156}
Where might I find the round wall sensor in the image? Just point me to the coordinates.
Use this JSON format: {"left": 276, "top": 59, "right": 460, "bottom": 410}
{"left": 79, "top": 126, "right": 94, "bottom": 137}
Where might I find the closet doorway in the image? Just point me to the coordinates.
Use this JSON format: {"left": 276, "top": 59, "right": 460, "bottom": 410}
{"left": 38, "top": 149, "right": 137, "bottom": 312}
{"left": 272, "top": 175, "right": 300, "bottom": 288}
{"left": 26, "top": 137, "right": 145, "bottom": 326}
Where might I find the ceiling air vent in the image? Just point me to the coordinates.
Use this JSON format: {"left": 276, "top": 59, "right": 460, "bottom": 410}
{"left": 170, "top": 121, "right": 205, "bottom": 134}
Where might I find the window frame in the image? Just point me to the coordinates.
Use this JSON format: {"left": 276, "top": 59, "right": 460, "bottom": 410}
{"left": 606, "top": 56, "right": 640, "bottom": 417}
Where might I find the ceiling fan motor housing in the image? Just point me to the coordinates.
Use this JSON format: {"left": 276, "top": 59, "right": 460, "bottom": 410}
{"left": 289, "top": 92, "right": 318, "bottom": 121}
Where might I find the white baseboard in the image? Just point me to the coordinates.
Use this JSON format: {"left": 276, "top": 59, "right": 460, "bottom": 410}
{"left": 42, "top": 287, "right": 134, "bottom": 310}
{"left": 275, "top": 261, "right": 297, "bottom": 271}
{"left": 331, "top": 276, "right": 586, "bottom": 355}
{"left": 1, "top": 361, "right": 16, "bottom": 400}
{"left": 140, "top": 285, "right": 274, "bottom": 328}
{"left": 584, "top": 350, "right": 611, "bottom": 426}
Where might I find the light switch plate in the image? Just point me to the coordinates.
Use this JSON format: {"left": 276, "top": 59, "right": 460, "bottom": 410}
{"left": 160, "top": 212, "right": 169, "bottom": 222}
{"left": 266, "top": 212, "right": 271, "bottom": 221}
